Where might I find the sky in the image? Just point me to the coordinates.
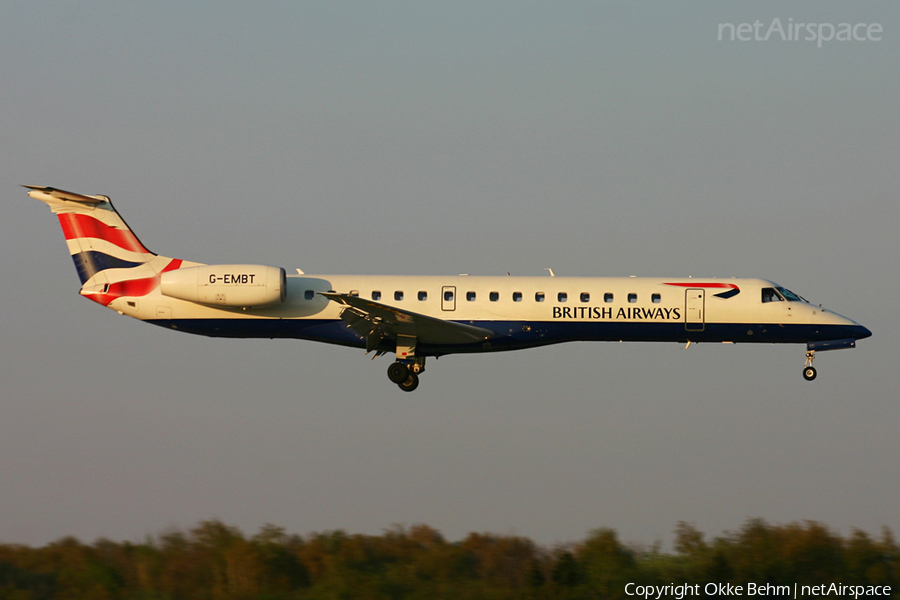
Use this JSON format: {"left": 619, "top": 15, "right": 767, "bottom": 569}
{"left": 1, "top": 1, "right": 898, "bottom": 549}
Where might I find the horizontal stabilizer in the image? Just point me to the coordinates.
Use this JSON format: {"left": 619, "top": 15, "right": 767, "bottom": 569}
{"left": 23, "top": 185, "right": 106, "bottom": 204}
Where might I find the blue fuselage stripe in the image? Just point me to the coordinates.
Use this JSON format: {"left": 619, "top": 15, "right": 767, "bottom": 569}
{"left": 146, "top": 318, "right": 871, "bottom": 355}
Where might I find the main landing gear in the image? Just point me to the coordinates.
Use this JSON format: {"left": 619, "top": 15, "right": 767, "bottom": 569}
{"left": 803, "top": 349, "right": 817, "bottom": 381}
{"left": 387, "top": 358, "right": 426, "bottom": 392}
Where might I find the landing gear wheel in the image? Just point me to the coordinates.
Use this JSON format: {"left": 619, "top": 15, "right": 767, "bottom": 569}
{"left": 398, "top": 372, "right": 419, "bottom": 392}
{"left": 387, "top": 362, "right": 410, "bottom": 384}
{"left": 803, "top": 366, "right": 817, "bottom": 381}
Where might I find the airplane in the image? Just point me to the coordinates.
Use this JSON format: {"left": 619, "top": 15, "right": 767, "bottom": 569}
{"left": 27, "top": 185, "right": 872, "bottom": 392}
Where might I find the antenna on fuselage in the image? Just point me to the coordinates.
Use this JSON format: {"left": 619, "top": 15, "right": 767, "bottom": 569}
{"left": 546, "top": 268, "right": 556, "bottom": 277}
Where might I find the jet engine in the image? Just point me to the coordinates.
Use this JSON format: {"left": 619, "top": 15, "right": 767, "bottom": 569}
{"left": 160, "top": 264, "right": 286, "bottom": 308}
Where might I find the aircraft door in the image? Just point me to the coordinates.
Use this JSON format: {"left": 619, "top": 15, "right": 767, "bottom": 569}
{"left": 685, "top": 289, "right": 705, "bottom": 331}
{"left": 442, "top": 286, "right": 456, "bottom": 311}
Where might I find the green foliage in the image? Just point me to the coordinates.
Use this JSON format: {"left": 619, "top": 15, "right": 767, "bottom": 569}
{"left": 0, "top": 519, "right": 896, "bottom": 599}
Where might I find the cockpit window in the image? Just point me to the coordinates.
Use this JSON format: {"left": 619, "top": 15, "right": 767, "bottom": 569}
{"left": 776, "top": 287, "right": 803, "bottom": 302}
{"left": 761, "top": 288, "right": 782, "bottom": 303}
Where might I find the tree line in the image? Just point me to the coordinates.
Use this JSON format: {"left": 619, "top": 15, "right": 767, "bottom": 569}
{"left": 0, "top": 518, "right": 896, "bottom": 599}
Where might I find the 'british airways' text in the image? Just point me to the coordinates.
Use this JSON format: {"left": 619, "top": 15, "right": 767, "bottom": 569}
{"left": 552, "top": 306, "right": 682, "bottom": 320}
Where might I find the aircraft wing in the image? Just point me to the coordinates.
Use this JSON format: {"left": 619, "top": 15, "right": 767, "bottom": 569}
{"left": 320, "top": 292, "right": 493, "bottom": 352}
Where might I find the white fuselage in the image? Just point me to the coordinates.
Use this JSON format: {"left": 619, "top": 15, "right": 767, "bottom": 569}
{"left": 113, "top": 274, "right": 868, "bottom": 355}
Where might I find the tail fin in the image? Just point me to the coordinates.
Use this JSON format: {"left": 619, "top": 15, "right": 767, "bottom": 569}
{"left": 27, "top": 185, "right": 184, "bottom": 307}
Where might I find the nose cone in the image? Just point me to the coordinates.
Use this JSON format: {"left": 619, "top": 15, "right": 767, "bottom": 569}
{"left": 851, "top": 324, "right": 872, "bottom": 340}
{"left": 822, "top": 308, "right": 872, "bottom": 341}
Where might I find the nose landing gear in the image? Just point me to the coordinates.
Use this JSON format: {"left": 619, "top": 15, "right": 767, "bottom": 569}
{"left": 802, "top": 338, "right": 860, "bottom": 381}
{"left": 803, "top": 350, "right": 817, "bottom": 381}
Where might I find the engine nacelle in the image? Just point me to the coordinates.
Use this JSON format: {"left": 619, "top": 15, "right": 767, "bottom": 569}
{"left": 160, "top": 264, "right": 286, "bottom": 308}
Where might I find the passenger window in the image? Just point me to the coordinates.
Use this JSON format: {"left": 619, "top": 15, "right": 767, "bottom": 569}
{"left": 651, "top": 293, "right": 661, "bottom": 303}
{"left": 418, "top": 291, "right": 427, "bottom": 301}
{"left": 580, "top": 292, "right": 590, "bottom": 302}
{"left": 395, "top": 291, "right": 404, "bottom": 301}
{"left": 350, "top": 290, "right": 359, "bottom": 297}
{"left": 761, "top": 288, "right": 782, "bottom": 303}
{"left": 490, "top": 292, "right": 499, "bottom": 302}
{"left": 372, "top": 291, "right": 381, "bottom": 301}
{"left": 467, "top": 291, "right": 476, "bottom": 301}
{"left": 628, "top": 293, "right": 637, "bottom": 303}
{"left": 604, "top": 293, "right": 613, "bottom": 303}
{"left": 444, "top": 290, "right": 454, "bottom": 302}
{"left": 558, "top": 292, "right": 567, "bottom": 302}
{"left": 513, "top": 292, "right": 523, "bottom": 302}
{"left": 535, "top": 292, "right": 545, "bottom": 302}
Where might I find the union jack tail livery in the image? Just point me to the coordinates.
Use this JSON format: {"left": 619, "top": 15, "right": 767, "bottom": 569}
{"left": 26, "top": 186, "right": 186, "bottom": 308}
{"left": 29, "top": 185, "right": 871, "bottom": 391}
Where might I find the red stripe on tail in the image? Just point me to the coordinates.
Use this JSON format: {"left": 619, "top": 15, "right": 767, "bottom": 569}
{"left": 58, "top": 213, "right": 151, "bottom": 255}
{"left": 87, "top": 259, "right": 183, "bottom": 307}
